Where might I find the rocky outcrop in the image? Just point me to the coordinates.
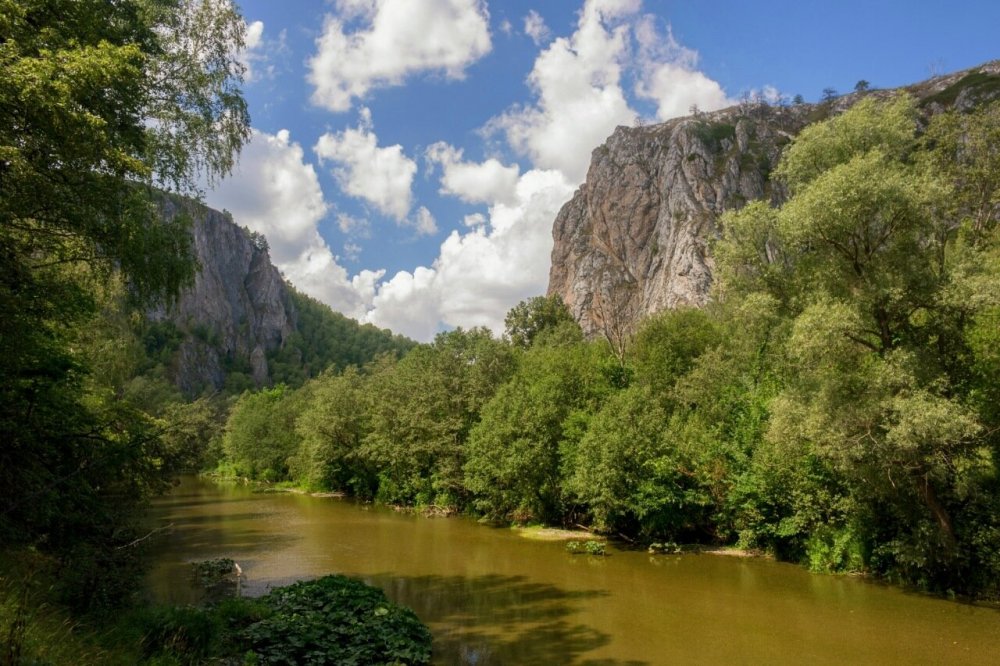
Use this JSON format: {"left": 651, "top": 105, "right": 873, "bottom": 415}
{"left": 548, "top": 103, "right": 804, "bottom": 336}
{"left": 149, "top": 197, "right": 295, "bottom": 395}
{"left": 547, "top": 61, "right": 1000, "bottom": 337}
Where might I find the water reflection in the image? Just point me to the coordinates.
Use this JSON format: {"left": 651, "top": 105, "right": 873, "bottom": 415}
{"left": 146, "top": 477, "right": 1000, "bottom": 665}
{"left": 361, "top": 573, "right": 630, "bottom": 665}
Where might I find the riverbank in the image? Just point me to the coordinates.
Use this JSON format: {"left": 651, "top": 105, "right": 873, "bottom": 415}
{"left": 0, "top": 550, "right": 139, "bottom": 665}
{"left": 0, "top": 548, "right": 433, "bottom": 666}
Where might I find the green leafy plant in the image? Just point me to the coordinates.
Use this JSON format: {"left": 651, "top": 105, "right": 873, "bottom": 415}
{"left": 566, "top": 540, "right": 607, "bottom": 556}
{"left": 240, "top": 575, "right": 432, "bottom": 665}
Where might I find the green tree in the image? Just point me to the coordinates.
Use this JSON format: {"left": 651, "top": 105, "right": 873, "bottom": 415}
{"left": 569, "top": 385, "right": 711, "bottom": 539}
{"left": 292, "top": 368, "right": 372, "bottom": 495}
{"left": 0, "top": 0, "right": 251, "bottom": 601}
{"left": 222, "top": 385, "right": 304, "bottom": 481}
{"left": 717, "top": 95, "right": 1000, "bottom": 593}
{"left": 503, "top": 294, "right": 580, "bottom": 348}
{"left": 631, "top": 307, "right": 721, "bottom": 400}
{"left": 362, "top": 329, "right": 515, "bottom": 507}
{"left": 464, "top": 341, "right": 613, "bottom": 523}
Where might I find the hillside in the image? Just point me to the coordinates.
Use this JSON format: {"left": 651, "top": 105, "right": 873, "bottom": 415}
{"left": 145, "top": 196, "right": 413, "bottom": 396}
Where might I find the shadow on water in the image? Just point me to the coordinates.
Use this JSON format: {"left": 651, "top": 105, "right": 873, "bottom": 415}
{"left": 360, "top": 573, "right": 647, "bottom": 666}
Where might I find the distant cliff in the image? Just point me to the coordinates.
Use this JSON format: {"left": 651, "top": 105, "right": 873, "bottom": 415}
{"left": 148, "top": 197, "right": 414, "bottom": 396}
{"left": 148, "top": 197, "right": 296, "bottom": 395}
{"left": 547, "top": 61, "right": 1000, "bottom": 336}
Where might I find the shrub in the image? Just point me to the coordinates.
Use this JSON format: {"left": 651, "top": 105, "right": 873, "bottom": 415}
{"left": 241, "top": 575, "right": 432, "bottom": 665}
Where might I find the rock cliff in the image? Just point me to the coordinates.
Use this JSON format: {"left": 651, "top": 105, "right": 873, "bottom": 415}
{"left": 547, "top": 61, "right": 1000, "bottom": 336}
{"left": 149, "top": 196, "right": 295, "bottom": 395}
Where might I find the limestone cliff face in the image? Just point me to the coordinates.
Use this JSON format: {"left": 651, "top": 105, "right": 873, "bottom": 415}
{"left": 547, "top": 62, "right": 1000, "bottom": 337}
{"left": 548, "top": 104, "right": 804, "bottom": 336}
{"left": 150, "top": 197, "right": 295, "bottom": 395}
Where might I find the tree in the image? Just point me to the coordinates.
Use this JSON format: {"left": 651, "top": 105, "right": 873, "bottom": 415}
{"left": 0, "top": 0, "right": 251, "bottom": 602}
{"left": 716, "top": 95, "right": 1000, "bottom": 592}
{"left": 854, "top": 79, "right": 871, "bottom": 93}
{"left": 504, "top": 294, "right": 579, "bottom": 348}
{"left": 569, "top": 385, "right": 710, "bottom": 539}
{"left": 464, "top": 341, "right": 613, "bottom": 523}
{"left": 362, "top": 329, "right": 515, "bottom": 506}
{"left": 223, "top": 385, "right": 304, "bottom": 480}
{"left": 631, "top": 308, "right": 721, "bottom": 400}
{"left": 293, "top": 368, "right": 372, "bottom": 495}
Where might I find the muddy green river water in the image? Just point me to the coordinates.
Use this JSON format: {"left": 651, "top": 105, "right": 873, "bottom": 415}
{"left": 147, "top": 476, "right": 999, "bottom": 664}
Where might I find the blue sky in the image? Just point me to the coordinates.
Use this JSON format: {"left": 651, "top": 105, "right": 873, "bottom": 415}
{"left": 205, "top": 0, "right": 1000, "bottom": 341}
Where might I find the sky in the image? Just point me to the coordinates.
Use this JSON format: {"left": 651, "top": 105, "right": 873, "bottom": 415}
{"left": 205, "top": 0, "right": 1000, "bottom": 342}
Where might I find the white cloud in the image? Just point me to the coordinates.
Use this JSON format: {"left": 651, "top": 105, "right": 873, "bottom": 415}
{"left": 487, "top": 0, "right": 638, "bottom": 182}
{"left": 235, "top": 19, "right": 285, "bottom": 82}
{"left": 343, "top": 242, "right": 362, "bottom": 261}
{"left": 363, "top": 169, "right": 575, "bottom": 339}
{"left": 633, "top": 17, "right": 731, "bottom": 120}
{"left": 314, "top": 108, "right": 417, "bottom": 222}
{"left": 408, "top": 206, "right": 439, "bottom": 236}
{"left": 205, "top": 129, "right": 374, "bottom": 319}
{"left": 308, "top": 0, "right": 492, "bottom": 112}
{"left": 463, "top": 212, "right": 486, "bottom": 227}
{"left": 425, "top": 141, "right": 520, "bottom": 205}
{"left": 499, "top": 19, "right": 513, "bottom": 36}
{"left": 365, "top": 266, "right": 442, "bottom": 341}
{"left": 337, "top": 212, "right": 369, "bottom": 236}
{"left": 523, "top": 10, "right": 551, "bottom": 45}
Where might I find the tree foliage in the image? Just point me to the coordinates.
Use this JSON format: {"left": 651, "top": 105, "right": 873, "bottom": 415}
{"left": 0, "top": 0, "right": 251, "bottom": 608}
{"left": 503, "top": 294, "right": 580, "bottom": 348}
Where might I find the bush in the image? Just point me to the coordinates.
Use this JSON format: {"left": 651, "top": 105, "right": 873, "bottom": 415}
{"left": 241, "top": 575, "right": 432, "bottom": 665}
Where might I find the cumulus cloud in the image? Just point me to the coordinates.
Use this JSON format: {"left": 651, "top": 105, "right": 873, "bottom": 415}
{"left": 205, "top": 129, "right": 376, "bottom": 319}
{"left": 425, "top": 142, "right": 520, "bottom": 205}
{"left": 363, "top": 169, "right": 574, "bottom": 339}
{"left": 308, "top": 0, "right": 492, "bottom": 112}
{"left": 314, "top": 108, "right": 417, "bottom": 222}
{"left": 486, "top": 0, "right": 638, "bottom": 182}
{"left": 237, "top": 20, "right": 265, "bottom": 79}
{"left": 463, "top": 212, "right": 486, "bottom": 228}
{"left": 523, "top": 10, "right": 551, "bottom": 45}
{"left": 409, "top": 206, "right": 439, "bottom": 236}
{"left": 633, "top": 16, "right": 731, "bottom": 120}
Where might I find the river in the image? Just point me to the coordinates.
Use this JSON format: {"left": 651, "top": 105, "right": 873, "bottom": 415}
{"left": 146, "top": 476, "right": 999, "bottom": 664}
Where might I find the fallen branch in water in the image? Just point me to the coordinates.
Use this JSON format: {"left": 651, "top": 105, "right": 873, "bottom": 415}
{"left": 116, "top": 523, "right": 173, "bottom": 550}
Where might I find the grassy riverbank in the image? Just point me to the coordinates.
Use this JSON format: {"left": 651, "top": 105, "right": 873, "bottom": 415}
{"left": 0, "top": 550, "right": 139, "bottom": 665}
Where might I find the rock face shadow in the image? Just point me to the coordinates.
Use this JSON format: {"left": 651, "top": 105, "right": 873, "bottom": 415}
{"left": 361, "top": 573, "right": 648, "bottom": 666}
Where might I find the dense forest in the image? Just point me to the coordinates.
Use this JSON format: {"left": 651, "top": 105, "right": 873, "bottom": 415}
{"left": 218, "top": 95, "right": 1000, "bottom": 599}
